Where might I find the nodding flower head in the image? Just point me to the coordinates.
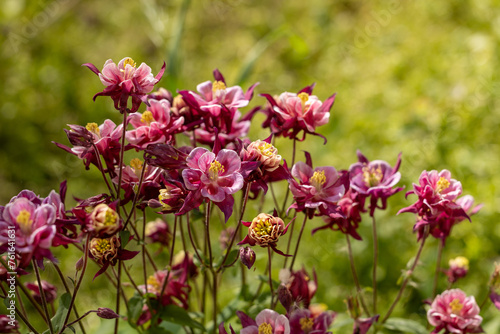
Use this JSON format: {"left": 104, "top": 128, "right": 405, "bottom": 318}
{"left": 239, "top": 213, "right": 290, "bottom": 256}
{"left": 245, "top": 140, "right": 282, "bottom": 173}
{"left": 90, "top": 235, "right": 120, "bottom": 266}
{"left": 90, "top": 203, "right": 121, "bottom": 237}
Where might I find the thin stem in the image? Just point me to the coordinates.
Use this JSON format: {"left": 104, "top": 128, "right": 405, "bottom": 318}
{"left": 205, "top": 201, "right": 213, "bottom": 267}
{"left": 52, "top": 263, "right": 86, "bottom": 334}
{"left": 123, "top": 264, "right": 143, "bottom": 296}
{"left": 283, "top": 211, "right": 297, "bottom": 269}
{"left": 15, "top": 306, "right": 40, "bottom": 334}
{"left": 60, "top": 235, "right": 90, "bottom": 334}
{"left": 280, "top": 138, "right": 296, "bottom": 215}
{"left": 212, "top": 271, "right": 218, "bottom": 334}
{"left": 372, "top": 215, "right": 378, "bottom": 314}
{"left": 160, "top": 215, "right": 178, "bottom": 297}
{"left": 346, "top": 234, "right": 371, "bottom": 317}
{"left": 432, "top": 240, "right": 444, "bottom": 298}
{"left": 123, "top": 160, "right": 148, "bottom": 230}
{"left": 114, "top": 260, "right": 122, "bottom": 334}
{"left": 187, "top": 213, "right": 204, "bottom": 266}
{"left": 32, "top": 260, "right": 55, "bottom": 334}
{"left": 268, "top": 246, "right": 275, "bottom": 309}
{"left": 142, "top": 209, "right": 148, "bottom": 295}
{"left": 65, "top": 311, "right": 93, "bottom": 329}
{"left": 289, "top": 213, "right": 308, "bottom": 271}
{"left": 116, "top": 110, "right": 129, "bottom": 213}
{"left": 92, "top": 143, "right": 116, "bottom": 198}
{"left": 381, "top": 228, "right": 429, "bottom": 324}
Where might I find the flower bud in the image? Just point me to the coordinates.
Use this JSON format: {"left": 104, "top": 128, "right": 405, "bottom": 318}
{"left": 96, "top": 307, "right": 120, "bottom": 319}
{"left": 75, "top": 256, "right": 84, "bottom": 272}
{"left": 446, "top": 256, "right": 469, "bottom": 283}
{"left": 245, "top": 140, "right": 282, "bottom": 172}
{"left": 277, "top": 284, "right": 293, "bottom": 313}
{"left": 145, "top": 218, "right": 171, "bottom": 247}
{"left": 26, "top": 280, "right": 58, "bottom": 305}
{"left": 239, "top": 247, "right": 256, "bottom": 270}
{"left": 90, "top": 204, "right": 121, "bottom": 237}
{"left": 345, "top": 295, "right": 362, "bottom": 320}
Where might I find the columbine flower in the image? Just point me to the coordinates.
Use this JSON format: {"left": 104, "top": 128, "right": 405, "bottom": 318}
{"left": 427, "top": 289, "right": 483, "bottom": 334}
{"left": 489, "top": 263, "right": 500, "bottom": 311}
{"left": 348, "top": 151, "right": 403, "bottom": 216}
{"left": 446, "top": 257, "right": 469, "bottom": 284}
{"left": 145, "top": 218, "right": 171, "bottom": 247}
{"left": 83, "top": 57, "right": 165, "bottom": 113}
{"left": 89, "top": 235, "right": 139, "bottom": 279}
{"left": 239, "top": 247, "right": 256, "bottom": 270}
{"left": 126, "top": 99, "right": 184, "bottom": 149}
{"left": 182, "top": 147, "right": 244, "bottom": 222}
{"left": 244, "top": 139, "right": 282, "bottom": 173}
{"left": 89, "top": 203, "right": 121, "bottom": 237}
{"left": 289, "top": 308, "right": 335, "bottom": 334}
{"left": 238, "top": 213, "right": 290, "bottom": 256}
{"left": 238, "top": 309, "right": 290, "bottom": 334}
{"left": 0, "top": 315, "right": 18, "bottom": 333}
{"left": 289, "top": 161, "right": 347, "bottom": 217}
{"left": 279, "top": 268, "right": 317, "bottom": 309}
{"left": 261, "top": 84, "right": 335, "bottom": 142}
{"left": 26, "top": 280, "right": 57, "bottom": 305}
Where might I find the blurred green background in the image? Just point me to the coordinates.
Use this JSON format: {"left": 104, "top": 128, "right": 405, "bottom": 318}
{"left": 2, "top": 0, "right": 500, "bottom": 332}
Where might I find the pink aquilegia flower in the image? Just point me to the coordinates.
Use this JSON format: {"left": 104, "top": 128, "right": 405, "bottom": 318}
{"left": 289, "top": 160, "right": 347, "bottom": 217}
{"left": 446, "top": 257, "right": 469, "bottom": 284}
{"left": 348, "top": 151, "right": 403, "bottom": 216}
{"left": 182, "top": 147, "right": 244, "bottom": 222}
{"left": 145, "top": 218, "right": 171, "bottom": 247}
{"left": 261, "top": 84, "right": 335, "bottom": 142}
{"left": 238, "top": 212, "right": 290, "bottom": 256}
{"left": 279, "top": 268, "right": 317, "bottom": 309}
{"left": 427, "top": 289, "right": 483, "bottom": 334}
{"left": 26, "top": 280, "right": 58, "bottom": 305}
{"left": 126, "top": 99, "right": 184, "bottom": 149}
{"left": 83, "top": 57, "right": 165, "bottom": 113}
{"left": 289, "top": 308, "right": 335, "bottom": 334}
{"left": 237, "top": 309, "right": 290, "bottom": 334}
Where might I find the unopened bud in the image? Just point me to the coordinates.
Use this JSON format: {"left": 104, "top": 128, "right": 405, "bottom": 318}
{"left": 239, "top": 247, "right": 255, "bottom": 270}
{"left": 75, "top": 257, "right": 84, "bottom": 271}
{"left": 345, "top": 295, "right": 361, "bottom": 320}
{"left": 96, "top": 307, "right": 120, "bottom": 319}
{"left": 277, "top": 284, "right": 293, "bottom": 313}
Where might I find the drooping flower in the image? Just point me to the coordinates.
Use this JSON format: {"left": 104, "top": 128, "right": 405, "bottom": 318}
{"left": 26, "top": 280, "right": 58, "bottom": 305}
{"left": 89, "top": 235, "right": 139, "bottom": 279}
{"left": 279, "top": 268, "right": 317, "bottom": 309}
{"left": 239, "top": 247, "right": 256, "bottom": 270}
{"left": 237, "top": 309, "right": 290, "bottom": 334}
{"left": 260, "top": 84, "right": 335, "bottom": 142}
{"left": 488, "top": 263, "right": 500, "bottom": 311}
{"left": 145, "top": 218, "right": 171, "bottom": 247}
{"left": 126, "top": 99, "right": 184, "bottom": 149}
{"left": 345, "top": 295, "right": 379, "bottom": 334}
{"left": 289, "top": 160, "right": 347, "bottom": 217}
{"left": 0, "top": 315, "right": 18, "bottom": 333}
{"left": 88, "top": 203, "right": 122, "bottom": 237}
{"left": 288, "top": 308, "right": 335, "bottom": 334}
{"left": 182, "top": 147, "right": 244, "bottom": 222}
{"left": 427, "top": 289, "right": 483, "bottom": 334}
{"left": 244, "top": 139, "right": 282, "bottom": 173}
{"left": 83, "top": 57, "right": 165, "bottom": 113}
{"left": 238, "top": 213, "right": 290, "bottom": 256}
{"left": 446, "top": 257, "right": 469, "bottom": 284}
{"left": 348, "top": 151, "right": 403, "bottom": 216}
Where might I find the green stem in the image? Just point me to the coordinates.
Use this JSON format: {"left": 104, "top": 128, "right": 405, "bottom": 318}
{"left": 372, "top": 215, "right": 378, "bottom": 314}
{"left": 289, "top": 213, "right": 308, "bottom": 271}
{"left": 268, "top": 246, "right": 275, "bottom": 309}
{"left": 283, "top": 211, "right": 297, "bottom": 269}
{"left": 432, "top": 240, "right": 444, "bottom": 298}
{"left": 381, "top": 228, "right": 429, "bottom": 324}
{"left": 32, "top": 259, "right": 55, "bottom": 334}
{"left": 114, "top": 260, "right": 122, "bottom": 334}
{"left": 346, "top": 234, "right": 371, "bottom": 317}
{"left": 280, "top": 138, "right": 296, "bottom": 215}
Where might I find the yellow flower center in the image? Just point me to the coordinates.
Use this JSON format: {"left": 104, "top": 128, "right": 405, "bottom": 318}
{"left": 103, "top": 210, "right": 117, "bottom": 226}
{"left": 141, "top": 111, "right": 155, "bottom": 125}
{"left": 449, "top": 298, "right": 463, "bottom": 315}
{"left": 94, "top": 239, "right": 111, "bottom": 253}
{"left": 208, "top": 160, "right": 225, "bottom": 179}
{"left": 17, "top": 209, "right": 33, "bottom": 234}
{"left": 257, "top": 142, "right": 276, "bottom": 157}
{"left": 298, "top": 92, "right": 310, "bottom": 110}
{"left": 253, "top": 218, "right": 273, "bottom": 237}
{"left": 362, "top": 166, "right": 383, "bottom": 187}
{"left": 130, "top": 158, "right": 143, "bottom": 171}
{"left": 300, "top": 317, "right": 314, "bottom": 332}
{"left": 436, "top": 177, "right": 450, "bottom": 193}
{"left": 86, "top": 122, "right": 100, "bottom": 136}
{"left": 258, "top": 323, "right": 273, "bottom": 334}
{"left": 147, "top": 275, "right": 161, "bottom": 294}
{"left": 310, "top": 170, "right": 326, "bottom": 190}
{"left": 212, "top": 80, "right": 226, "bottom": 93}
{"left": 449, "top": 256, "right": 469, "bottom": 270}
{"left": 123, "top": 57, "right": 136, "bottom": 68}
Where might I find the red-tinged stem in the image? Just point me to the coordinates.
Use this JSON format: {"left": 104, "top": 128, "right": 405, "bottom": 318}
{"left": 289, "top": 213, "right": 308, "bottom": 271}
{"left": 268, "top": 246, "right": 275, "bottom": 309}
{"left": 114, "top": 260, "right": 122, "bottom": 334}
{"left": 160, "top": 215, "right": 177, "bottom": 297}
{"left": 123, "top": 160, "right": 147, "bottom": 230}
{"left": 346, "top": 234, "right": 371, "bottom": 317}
{"left": 381, "top": 228, "right": 429, "bottom": 324}
{"left": 92, "top": 143, "right": 116, "bottom": 198}
{"left": 15, "top": 306, "right": 40, "bottom": 334}
{"left": 32, "top": 260, "right": 54, "bottom": 334}
{"left": 60, "top": 235, "right": 90, "bottom": 334}
{"left": 283, "top": 210, "right": 297, "bottom": 269}
{"left": 280, "top": 138, "right": 296, "bottom": 215}
{"left": 432, "top": 239, "right": 444, "bottom": 298}
{"left": 65, "top": 311, "right": 93, "bottom": 329}
{"left": 116, "top": 110, "right": 128, "bottom": 214}
{"left": 372, "top": 215, "right": 378, "bottom": 314}
{"left": 141, "top": 209, "right": 148, "bottom": 295}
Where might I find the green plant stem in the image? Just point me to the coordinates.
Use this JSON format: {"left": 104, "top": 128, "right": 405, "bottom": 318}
{"left": 381, "top": 228, "right": 429, "bottom": 324}
{"left": 280, "top": 138, "right": 296, "bottom": 215}
{"left": 123, "top": 160, "right": 147, "bottom": 230}
{"left": 160, "top": 215, "right": 178, "bottom": 297}
{"left": 60, "top": 235, "right": 90, "bottom": 334}
{"left": 65, "top": 310, "right": 93, "bottom": 329}
{"left": 15, "top": 305, "right": 40, "bottom": 334}
{"left": 346, "top": 234, "right": 371, "bottom": 317}
{"left": 52, "top": 263, "right": 86, "bottom": 334}
{"left": 432, "top": 240, "right": 444, "bottom": 298}
{"left": 114, "top": 260, "right": 122, "bottom": 334}
{"left": 92, "top": 143, "right": 116, "bottom": 197}
{"left": 268, "top": 246, "right": 275, "bottom": 309}
{"left": 289, "top": 213, "right": 308, "bottom": 271}
{"left": 372, "top": 215, "right": 378, "bottom": 314}
{"left": 116, "top": 110, "right": 128, "bottom": 214}
{"left": 32, "top": 259, "right": 55, "bottom": 334}
{"left": 142, "top": 209, "right": 148, "bottom": 295}
{"left": 283, "top": 211, "right": 297, "bottom": 269}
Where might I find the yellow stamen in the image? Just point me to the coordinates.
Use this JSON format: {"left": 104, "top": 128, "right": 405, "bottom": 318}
{"left": 449, "top": 298, "right": 463, "bottom": 314}
{"left": 147, "top": 275, "right": 161, "bottom": 294}
{"left": 141, "top": 111, "right": 155, "bottom": 125}
{"left": 310, "top": 170, "right": 327, "bottom": 190}
{"left": 94, "top": 239, "right": 111, "bottom": 253}
{"left": 299, "top": 317, "right": 314, "bottom": 332}
{"left": 212, "top": 81, "right": 226, "bottom": 93}
{"left": 130, "top": 158, "right": 143, "bottom": 171}
{"left": 436, "top": 177, "right": 450, "bottom": 193}
{"left": 123, "top": 57, "right": 136, "bottom": 68}
{"left": 158, "top": 188, "right": 174, "bottom": 211}
{"left": 362, "top": 166, "right": 383, "bottom": 187}
{"left": 103, "top": 210, "right": 117, "bottom": 226}
{"left": 254, "top": 218, "right": 272, "bottom": 237}
{"left": 258, "top": 323, "right": 273, "bottom": 334}
{"left": 17, "top": 209, "right": 33, "bottom": 234}
{"left": 86, "top": 122, "right": 100, "bottom": 136}
{"left": 298, "top": 92, "right": 309, "bottom": 109}
{"left": 257, "top": 142, "right": 276, "bottom": 157}
{"left": 208, "top": 160, "right": 225, "bottom": 179}
{"left": 449, "top": 256, "right": 469, "bottom": 270}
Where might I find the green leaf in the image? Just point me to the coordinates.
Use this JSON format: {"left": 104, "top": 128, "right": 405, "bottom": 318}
{"left": 145, "top": 326, "right": 173, "bottom": 334}
{"left": 383, "top": 318, "right": 427, "bottom": 334}
{"left": 158, "top": 304, "right": 205, "bottom": 331}
{"left": 215, "top": 249, "right": 239, "bottom": 269}
{"left": 50, "top": 292, "right": 72, "bottom": 333}
{"left": 127, "top": 294, "right": 144, "bottom": 326}
{"left": 119, "top": 230, "right": 131, "bottom": 248}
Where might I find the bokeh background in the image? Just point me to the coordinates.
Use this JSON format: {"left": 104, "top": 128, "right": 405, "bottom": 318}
{"left": 1, "top": 0, "right": 500, "bottom": 332}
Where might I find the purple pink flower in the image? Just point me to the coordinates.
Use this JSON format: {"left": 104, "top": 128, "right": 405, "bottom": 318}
{"left": 427, "top": 289, "right": 483, "bottom": 334}
{"left": 238, "top": 309, "right": 290, "bottom": 334}
{"left": 26, "top": 280, "right": 57, "bottom": 305}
